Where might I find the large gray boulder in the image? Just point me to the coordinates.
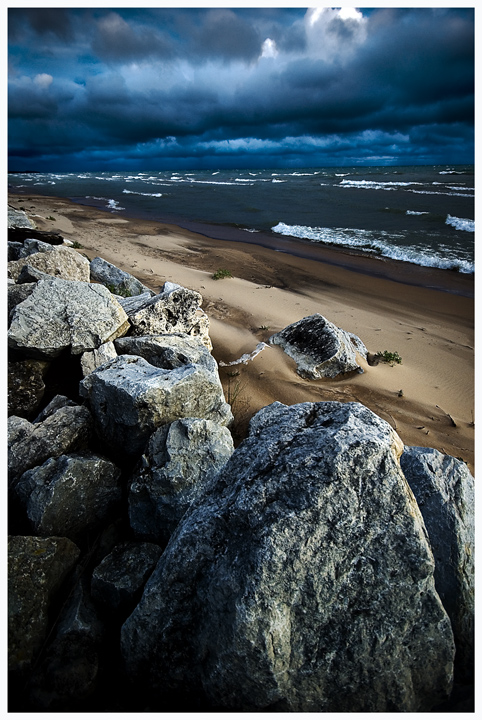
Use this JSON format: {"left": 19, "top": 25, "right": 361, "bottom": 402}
{"left": 90, "top": 256, "right": 154, "bottom": 297}
{"left": 129, "top": 418, "right": 234, "bottom": 544}
{"left": 269, "top": 313, "right": 367, "bottom": 379}
{"left": 8, "top": 245, "right": 90, "bottom": 283}
{"left": 400, "top": 447, "right": 474, "bottom": 680}
{"left": 8, "top": 207, "right": 36, "bottom": 228}
{"left": 114, "top": 333, "right": 218, "bottom": 376}
{"left": 7, "top": 282, "right": 36, "bottom": 322}
{"left": 8, "top": 535, "right": 80, "bottom": 673}
{"left": 26, "top": 578, "right": 105, "bottom": 710}
{"left": 79, "top": 355, "right": 233, "bottom": 458}
{"left": 127, "top": 282, "right": 211, "bottom": 348}
{"left": 8, "top": 277, "right": 130, "bottom": 359}
{"left": 8, "top": 358, "right": 48, "bottom": 418}
{"left": 15, "top": 452, "right": 122, "bottom": 541}
{"left": 80, "top": 341, "right": 118, "bottom": 377}
{"left": 121, "top": 401, "right": 454, "bottom": 712}
{"left": 91, "top": 542, "right": 163, "bottom": 617}
{"left": 8, "top": 404, "right": 93, "bottom": 484}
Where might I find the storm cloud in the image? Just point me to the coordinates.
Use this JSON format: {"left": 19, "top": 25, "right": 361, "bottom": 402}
{"left": 8, "top": 7, "right": 474, "bottom": 170}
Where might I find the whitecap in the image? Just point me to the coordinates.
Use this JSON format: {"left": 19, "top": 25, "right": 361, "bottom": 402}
{"left": 272, "top": 222, "right": 473, "bottom": 273}
{"left": 445, "top": 215, "right": 474, "bottom": 232}
{"left": 122, "top": 189, "right": 163, "bottom": 197}
{"left": 406, "top": 210, "right": 429, "bottom": 215}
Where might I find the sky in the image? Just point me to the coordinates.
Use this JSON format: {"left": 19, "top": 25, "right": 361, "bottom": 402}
{"left": 7, "top": 6, "right": 475, "bottom": 171}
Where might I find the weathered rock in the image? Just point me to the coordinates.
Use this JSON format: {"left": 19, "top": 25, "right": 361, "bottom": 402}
{"left": 121, "top": 401, "right": 454, "bottom": 712}
{"left": 8, "top": 282, "right": 36, "bottom": 322}
{"left": 8, "top": 208, "right": 36, "bottom": 229}
{"left": 33, "top": 394, "right": 77, "bottom": 423}
{"left": 8, "top": 245, "right": 90, "bottom": 283}
{"left": 8, "top": 415, "right": 34, "bottom": 447}
{"left": 26, "top": 578, "right": 105, "bottom": 710}
{"left": 90, "top": 256, "right": 154, "bottom": 298}
{"left": 8, "top": 227, "right": 64, "bottom": 246}
{"left": 8, "top": 241, "right": 23, "bottom": 261}
{"left": 16, "top": 264, "right": 53, "bottom": 284}
{"left": 400, "top": 447, "right": 474, "bottom": 680}
{"left": 81, "top": 341, "right": 117, "bottom": 377}
{"left": 18, "top": 238, "right": 55, "bottom": 257}
{"left": 269, "top": 313, "right": 367, "bottom": 379}
{"left": 8, "top": 358, "right": 49, "bottom": 418}
{"left": 91, "top": 542, "right": 162, "bottom": 616}
{"left": 127, "top": 282, "right": 204, "bottom": 338}
{"left": 15, "top": 452, "right": 122, "bottom": 541}
{"left": 79, "top": 355, "right": 233, "bottom": 458}
{"left": 114, "top": 333, "right": 218, "bottom": 376}
{"left": 118, "top": 292, "right": 154, "bottom": 316}
{"left": 8, "top": 404, "right": 93, "bottom": 484}
{"left": 129, "top": 418, "right": 234, "bottom": 544}
{"left": 8, "top": 535, "right": 80, "bottom": 673}
{"left": 8, "top": 277, "right": 130, "bottom": 359}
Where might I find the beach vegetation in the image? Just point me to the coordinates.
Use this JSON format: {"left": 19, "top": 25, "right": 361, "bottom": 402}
{"left": 71, "top": 241, "right": 82, "bottom": 249}
{"left": 212, "top": 268, "right": 232, "bottom": 280}
{"left": 47, "top": 216, "right": 56, "bottom": 221}
{"left": 375, "top": 350, "right": 402, "bottom": 366}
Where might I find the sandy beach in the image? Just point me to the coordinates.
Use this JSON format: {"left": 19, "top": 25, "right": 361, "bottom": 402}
{"left": 8, "top": 191, "right": 475, "bottom": 474}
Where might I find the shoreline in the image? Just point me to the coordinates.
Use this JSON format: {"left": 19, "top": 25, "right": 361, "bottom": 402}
{"left": 8, "top": 191, "right": 475, "bottom": 473}
{"left": 10, "top": 187, "right": 474, "bottom": 298}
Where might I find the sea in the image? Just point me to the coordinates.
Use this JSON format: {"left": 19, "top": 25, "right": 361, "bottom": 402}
{"left": 8, "top": 164, "right": 474, "bottom": 275}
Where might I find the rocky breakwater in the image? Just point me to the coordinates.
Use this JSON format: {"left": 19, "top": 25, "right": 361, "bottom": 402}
{"left": 7, "top": 207, "right": 474, "bottom": 711}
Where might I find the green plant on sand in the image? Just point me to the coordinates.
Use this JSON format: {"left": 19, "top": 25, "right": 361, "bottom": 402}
{"left": 375, "top": 350, "right": 402, "bottom": 366}
{"left": 105, "top": 283, "right": 133, "bottom": 298}
{"left": 212, "top": 268, "right": 232, "bottom": 280}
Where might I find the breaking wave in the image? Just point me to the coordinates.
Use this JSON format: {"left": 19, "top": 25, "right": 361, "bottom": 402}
{"left": 272, "top": 222, "right": 474, "bottom": 273}
{"left": 445, "top": 215, "right": 475, "bottom": 232}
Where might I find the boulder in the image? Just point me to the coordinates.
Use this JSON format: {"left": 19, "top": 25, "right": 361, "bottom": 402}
{"left": 8, "top": 208, "right": 36, "bottom": 229}
{"left": 15, "top": 452, "right": 122, "bottom": 541}
{"left": 8, "top": 358, "right": 49, "bottom": 418}
{"left": 8, "top": 241, "right": 23, "bottom": 261}
{"left": 91, "top": 542, "right": 163, "bottom": 617}
{"left": 129, "top": 418, "right": 234, "bottom": 544}
{"left": 8, "top": 404, "right": 93, "bottom": 484}
{"left": 8, "top": 535, "right": 80, "bottom": 673}
{"left": 8, "top": 415, "right": 34, "bottom": 447}
{"left": 7, "top": 282, "right": 36, "bottom": 322}
{"left": 33, "top": 394, "right": 78, "bottom": 423}
{"left": 8, "top": 277, "right": 130, "bottom": 359}
{"left": 114, "top": 333, "right": 218, "bottom": 376}
{"left": 8, "top": 228, "right": 64, "bottom": 245}
{"left": 16, "top": 264, "right": 53, "bottom": 284}
{"left": 118, "top": 292, "right": 154, "bottom": 316}
{"left": 79, "top": 355, "right": 233, "bottom": 458}
{"left": 269, "top": 313, "right": 367, "bottom": 379}
{"left": 90, "top": 256, "right": 154, "bottom": 297}
{"left": 400, "top": 447, "right": 474, "bottom": 680}
{"left": 18, "top": 238, "right": 55, "bottom": 257}
{"left": 81, "top": 341, "right": 118, "bottom": 377}
{"left": 8, "top": 245, "right": 90, "bottom": 283}
{"left": 26, "top": 578, "right": 105, "bottom": 710}
{"left": 121, "top": 401, "right": 454, "bottom": 712}
{"left": 127, "top": 282, "right": 206, "bottom": 339}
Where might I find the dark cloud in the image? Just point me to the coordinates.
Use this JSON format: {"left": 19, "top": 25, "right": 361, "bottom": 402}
{"left": 7, "top": 7, "right": 474, "bottom": 171}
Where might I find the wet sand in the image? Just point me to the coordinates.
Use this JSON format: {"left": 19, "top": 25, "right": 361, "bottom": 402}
{"left": 8, "top": 192, "right": 475, "bottom": 473}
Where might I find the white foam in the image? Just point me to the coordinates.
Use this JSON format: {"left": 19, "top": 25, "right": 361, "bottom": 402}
{"left": 445, "top": 215, "right": 475, "bottom": 232}
{"left": 272, "top": 222, "right": 473, "bottom": 273}
{"left": 219, "top": 342, "right": 269, "bottom": 367}
{"left": 340, "top": 179, "right": 423, "bottom": 190}
{"left": 406, "top": 210, "right": 429, "bottom": 215}
{"left": 409, "top": 189, "right": 474, "bottom": 198}
{"left": 122, "top": 189, "right": 162, "bottom": 197}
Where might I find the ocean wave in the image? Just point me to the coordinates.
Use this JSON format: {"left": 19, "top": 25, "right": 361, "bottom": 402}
{"left": 339, "top": 179, "right": 423, "bottom": 190}
{"left": 406, "top": 210, "right": 429, "bottom": 215}
{"left": 409, "top": 189, "right": 474, "bottom": 198}
{"left": 122, "top": 189, "right": 163, "bottom": 197}
{"left": 445, "top": 215, "right": 475, "bottom": 232}
{"left": 439, "top": 170, "right": 465, "bottom": 175}
{"left": 272, "top": 221, "right": 473, "bottom": 273}
{"left": 272, "top": 178, "right": 286, "bottom": 183}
